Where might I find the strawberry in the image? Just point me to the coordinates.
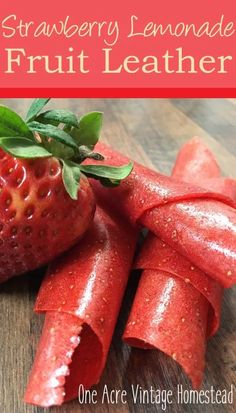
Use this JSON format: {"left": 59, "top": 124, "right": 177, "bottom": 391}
{"left": 0, "top": 99, "right": 133, "bottom": 282}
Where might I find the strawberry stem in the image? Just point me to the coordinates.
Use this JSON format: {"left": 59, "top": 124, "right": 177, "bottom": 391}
{"left": 0, "top": 98, "right": 133, "bottom": 200}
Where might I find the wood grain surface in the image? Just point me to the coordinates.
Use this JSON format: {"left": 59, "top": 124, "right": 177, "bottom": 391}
{"left": 0, "top": 98, "right": 236, "bottom": 413}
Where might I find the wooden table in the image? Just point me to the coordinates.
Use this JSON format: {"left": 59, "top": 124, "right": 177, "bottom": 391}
{"left": 0, "top": 98, "right": 236, "bottom": 413}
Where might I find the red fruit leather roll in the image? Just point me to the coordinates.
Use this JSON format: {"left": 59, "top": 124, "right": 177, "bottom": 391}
{"left": 90, "top": 142, "right": 236, "bottom": 287}
{"left": 172, "top": 136, "right": 236, "bottom": 199}
{"left": 123, "top": 138, "right": 236, "bottom": 389}
{"left": 24, "top": 205, "right": 137, "bottom": 407}
{"left": 172, "top": 136, "right": 221, "bottom": 180}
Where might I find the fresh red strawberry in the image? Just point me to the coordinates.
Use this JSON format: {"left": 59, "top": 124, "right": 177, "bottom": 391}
{"left": 0, "top": 99, "right": 133, "bottom": 282}
{"left": 0, "top": 150, "right": 95, "bottom": 282}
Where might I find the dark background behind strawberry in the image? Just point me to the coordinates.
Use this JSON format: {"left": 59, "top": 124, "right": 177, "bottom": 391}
{"left": 0, "top": 98, "right": 235, "bottom": 413}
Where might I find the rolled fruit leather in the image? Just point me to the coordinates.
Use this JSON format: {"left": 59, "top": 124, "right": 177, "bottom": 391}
{"left": 172, "top": 137, "right": 236, "bottom": 200}
{"left": 24, "top": 202, "right": 138, "bottom": 407}
{"left": 89, "top": 142, "right": 236, "bottom": 288}
{"left": 124, "top": 137, "right": 236, "bottom": 388}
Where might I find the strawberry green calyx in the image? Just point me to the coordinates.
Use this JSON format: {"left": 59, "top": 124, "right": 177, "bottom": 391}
{"left": 0, "top": 98, "right": 133, "bottom": 200}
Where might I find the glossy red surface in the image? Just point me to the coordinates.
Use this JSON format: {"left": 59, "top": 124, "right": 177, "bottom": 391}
{"left": 25, "top": 205, "right": 137, "bottom": 407}
{"left": 134, "top": 236, "right": 223, "bottom": 337}
{"left": 171, "top": 136, "right": 221, "bottom": 180}
{"left": 0, "top": 151, "right": 95, "bottom": 283}
{"left": 123, "top": 138, "right": 236, "bottom": 388}
{"left": 124, "top": 269, "right": 209, "bottom": 388}
{"left": 124, "top": 138, "right": 230, "bottom": 388}
{"left": 91, "top": 142, "right": 236, "bottom": 287}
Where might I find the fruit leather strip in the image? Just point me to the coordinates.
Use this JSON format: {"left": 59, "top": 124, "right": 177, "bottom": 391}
{"left": 92, "top": 144, "right": 234, "bottom": 224}
{"left": 172, "top": 136, "right": 221, "bottom": 180}
{"left": 124, "top": 270, "right": 209, "bottom": 388}
{"left": 128, "top": 137, "right": 236, "bottom": 340}
{"left": 90, "top": 143, "right": 236, "bottom": 287}
{"left": 194, "top": 178, "right": 236, "bottom": 201}
{"left": 24, "top": 206, "right": 137, "bottom": 407}
{"left": 135, "top": 138, "right": 232, "bottom": 338}
{"left": 136, "top": 138, "right": 236, "bottom": 335}
{"left": 134, "top": 237, "right": 222, "bottom": 337}
{"left": 172, "top": 136, "right": 236, "bottom": 200}
{"left": 124, "top": 138, "right": 228, "bottom": 388}
{"left": 142, "top": 199, "right": 236, "bottom": 288}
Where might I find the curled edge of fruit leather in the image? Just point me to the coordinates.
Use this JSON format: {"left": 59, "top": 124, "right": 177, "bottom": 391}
{"left": 24, "top": 204, "right": 138, "bottom": 407}
{"left": 134, "top": 236, "right": 223, "bottom": 337}
{"left": 90, "top": 142, "right": 236, "bottom": 288}
{"left": 172, "top": 136, "right": 236, "bottom": 200}
{"left": 123, "top": 137, "right": 235, "bottom": 389}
